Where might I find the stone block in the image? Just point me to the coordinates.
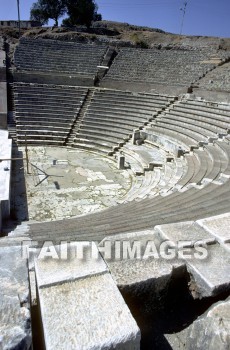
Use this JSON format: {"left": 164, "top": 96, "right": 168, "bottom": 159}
{"left": 118, "top": 154, "right": 125, "bottom": 170}
{"left": 38, "top": 274, "right": 140, "bottom": 350}
{"left": 186, "top": 298, "right": 230, "bottom": 350}
{"left": 0, "top": 245, "right": 31, "bottom": 350}
{"left": 99, "top": 230, "right": 184, "bottom": 296}
{"left": 35, "top": 243, "right": 140, "bottom": 350}
{"left": 197, "top": 212, "right": 230, "bottom": 244}
{"left": 35, "top": 242, "right": 108, "bottom": 288}
{"left": 155, "top": 221, "right": 216, "bottom": 247}
{"left": 187, "top": 243, "right": 230, "bottom": 298}
{"left": 155, "top": 221, "right": 230, "bottom": 298}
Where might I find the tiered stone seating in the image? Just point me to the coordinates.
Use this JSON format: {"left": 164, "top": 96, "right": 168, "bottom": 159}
{"left": 26, "top": 96, "right": 230, "bottom": 243}
{"left": 72, "top": 89, "right": 175, "bottom": 154}
{"left": 151, "top": 98, "right": 230, "bottom": 150}
{"left": 6, "top": 30, "right": 230, "bottom": 349}
{"left": 197, "top": 61, "right": 230, "bottom": 92}
{"left": 103, "top": 48, "right": 226, "bottom": 88}
{"left": 14, "top": 83, "right": 88, "bottom": 145}
{"left": 14, "top": 38, "right": 107, "bottom": 76}
{"left": 26, "top": 177, "right": 230, "bottom": 243}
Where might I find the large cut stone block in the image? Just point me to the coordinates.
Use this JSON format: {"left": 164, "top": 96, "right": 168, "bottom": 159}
{"left": 155, "top": 221, "right": 230, "bottom": 297}
{"left": 35, "top": 242, "right": 108, "bottom": 288}
{"left": 99, "top": 230, "right": 185, "bottom": 299}
{"left": 165, "top": 298, "right": 230, "bottom": 350}
{"left": 186, "top": 297, "right": 230, "bottom": 350}
{"left": 186, "top": 243, "right": 230, "bottom": 298}
{"left": 35, "top": 242, "right": 140, "bottom": 350}
{"left": 0, "top": 245, "right": 31, "bottom": 350}
{"left": 155, "top": 221, "right": 216, "bottom": 246}
{"left": 197, "top": 212, "right": 230, "bottom": 244}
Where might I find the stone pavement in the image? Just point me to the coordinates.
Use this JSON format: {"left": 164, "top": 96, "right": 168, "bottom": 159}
{"left": 13, "top": 146, "right": 131, "bottom": 222}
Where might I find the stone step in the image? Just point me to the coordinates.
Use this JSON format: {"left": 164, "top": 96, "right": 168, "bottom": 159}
{"left": 99, "top": 230, "right": 185, "bottom": 311}
{"left": 155, "top": 220, "right": 230, "bottom": 298}
{"left": 34, "top": 242, "right": 140, "bottom": 350}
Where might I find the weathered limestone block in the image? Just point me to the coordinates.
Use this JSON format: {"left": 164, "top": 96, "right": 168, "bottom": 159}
{"left": 186, "top": 244, "right": 230, "bottom": 298}
{"left": 35, "top": 242, "right": 108, "bottom": 288}
{"left": 197, "top": 212, "right": 230, "bottom": 244}
{"left": 99, "top": 230, "right": 185, "bottom": 312}
{"left": 155, "top": 221, "right": 230, "bottom": 298}
{"left": 186, "top": 298, "right": 230, "bottom": 350}
{"left": 0, "top": 245, "right": 31, "bottom": 350}
{"left": 35, "top": 242, "right": 140, "bottom": 350}
{"left": 155, "top": 221, "right": 216, "bottom": 247}
{"left": 165, "top": 298, "right": 230, "bottom": 349}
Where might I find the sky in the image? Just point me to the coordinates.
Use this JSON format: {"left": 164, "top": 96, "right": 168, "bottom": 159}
{"left": 0, "top": 0, "right": 229, "bottom": 38}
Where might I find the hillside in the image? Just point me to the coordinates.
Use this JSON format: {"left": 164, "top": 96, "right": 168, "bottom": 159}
{"left": 1, "top": 20, "right": 230, "bottom": 50}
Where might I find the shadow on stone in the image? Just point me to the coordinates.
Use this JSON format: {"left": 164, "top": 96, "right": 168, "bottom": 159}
{"left": 10, "top": 145, "right": 29, "bottom": 224}
{"left": 120, "top": 268, "right": 230, "bottom": 350}
{"left": 31, "top": 302, "right": 46, "bottom": 350}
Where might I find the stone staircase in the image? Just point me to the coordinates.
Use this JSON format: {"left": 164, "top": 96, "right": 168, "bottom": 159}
{"left": 7, "top": 111, "right": 17, "bottom": 142}
{"left": 66, "top": 88, "right": 95, "bottom": 146}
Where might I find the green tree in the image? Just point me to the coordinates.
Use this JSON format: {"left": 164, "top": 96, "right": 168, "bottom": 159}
{"left": 30, "top": 3, "right": 49, "bottom": 25}
{"left": 64, "top": 0, "right": 101, "bottom": 28}
{"left": 30, "top": 0, "right": 66, "bottom": 27}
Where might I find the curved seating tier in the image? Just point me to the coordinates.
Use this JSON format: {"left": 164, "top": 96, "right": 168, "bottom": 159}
{"left": 103, "top": 48, "right": 227, "bottom": 88}
{"left": 28, "top": 177, "right": 230, "bottom": 242}
{"left": 116, "top": 141, "right": 185, "bottom": 202}
{"left": 14, "top": 38, "right": 107, "bottom": 76}
{"left": 14, "top": 83, "right": 88, "bottom": 145}
{"left": 26, "top": 94, "right": 230, "bottom": 242}
{"left": 72, "top": 89, "right": 175, "bottom": 154}
{"left": 151, "top": 98, "right": 230, "bottom": 150}
{"left": 197, "top": 61, "right": 230, "bottom": 92}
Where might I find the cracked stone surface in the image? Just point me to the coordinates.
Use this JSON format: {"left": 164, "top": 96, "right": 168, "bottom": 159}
{"left": 166, "top": 297, "right": 230, "bottom": 350}
{"left": 0, "top": 244, "right": 31, "bottom": 350}
{"left": 12, "top": 147, "right": 132, "bottom": 222}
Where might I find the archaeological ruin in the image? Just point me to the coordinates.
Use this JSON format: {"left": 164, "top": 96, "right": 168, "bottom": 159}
{"left": 0, "top": 24, "right": 229, "bottom": 349}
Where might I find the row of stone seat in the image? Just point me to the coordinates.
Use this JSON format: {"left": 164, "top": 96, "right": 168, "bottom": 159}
{"left": 26, "top": 94, "right": 230, "bottom": 239}
{"left": 72, "top": 89, "right": 175, "bottom": 154}
{"left": 197, "top": 61, "right": 230, "bottom": 92}
{"left": 119, "top": 131, "right": 229, "bottom": 203}
{"left": 4, "top": 214, "right": 229, "bottom": 350}
{"left": 14, "top": 37, "right": 107, "bottom": 75}
{"left": 13, "top": 83, "right": 88, "bottom": 145}
{"left": 151, "top": 99, "right": 230, "bottom": 149}
{"left": 27, "top": 172, "right": 230, "bottom": 243}
{"left": 103, "top": 47, "right": 227, "bottom": 87}
{"left": 117, "top": 142, "right": 185, "bottom": 202}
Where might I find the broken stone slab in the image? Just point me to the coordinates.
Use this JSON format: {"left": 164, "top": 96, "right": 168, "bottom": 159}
{"left": 99, "top": 230, "right": 185, "bottom": 308}
{"left": 186, "top": 243, "right": 230, "bottom": 298}
{"left": 164, "top": 327, "right": 190, "bottom": 350}
{"left": 0, "top": 245, "right": 31, "bottom": 350}
{"left": 155, "top": 221, "right": 230, "bottom": 298}
{"left": 197, "top": 212, "right": 230, "bottom": 244}
{"left": 35, "top": 243, "right": 140, "bottom": 350}
{"left": 186, "top": 297, "right": 230, "bottom": 350}
{"left": 166, "top": 297, "right": 230, "bottom": 350}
